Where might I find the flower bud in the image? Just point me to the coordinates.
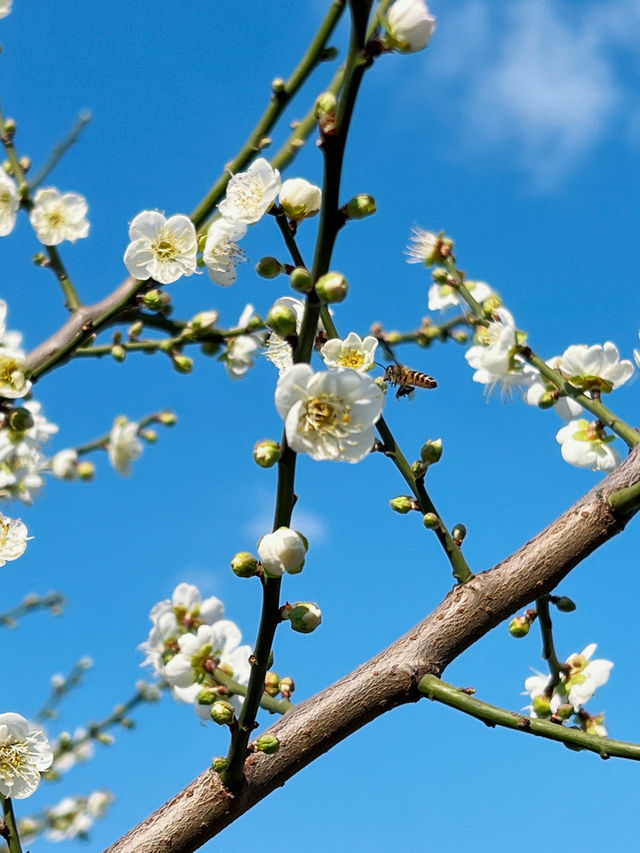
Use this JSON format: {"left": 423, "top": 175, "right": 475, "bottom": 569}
{"left": 451, "top": 330, "right": 469, "bottom": 344}
{"left": 256, "top": 256, "right": 283, "bottom": 279}
{"left": 212, "top": 756, "right": 228, "bottom": 773}
{"left": 267, "top": 302, "right": 297, "bottom": 337}
{"left": 284, "top": 601, "right": 322, "bottom": 634}
{"left": 385, "top": 0, "right": 437, "bottom": 54}
{"left": 76, "top": 461, "right": 95, "bottom": 481}
{"left": 111, "top": 344, "right": 126, "bottom": 362}
{"left": 191, "top": 311, "right": 219, "bottom": 333}
{"left": 411, "top": 460, "right": 427, "bottom": 477}
{"left": 210, "top": 700, "right": 236, "bottom": 725}
{"left": 452, "top": 523, "right": 467, "bottom": 543}
{"left": 33, "top": 252, "right": 48, "bottom": 267}
{"left": 423, "top": 512, "right": 439, "bottom": 529}
{"left": 289, "top": 266, "right": 313, "bottom": 294}
{"left": 315, "top": 91, "right": 337, "bottom": 135}
{"left": 280, "top": 675, "right": 295, "bottom": 696}
{"left": 264, "top": 671, "right": 281, "bottom": 697}
{"left": 483, "top": 295, "right": 503, "bottom": 314}
{"left": 128, "top": 320, "right": 144, "bottom": 340}
{"left": 52, "top": 449, "right": 79, "bottom": 480}
{"left": 553, "top": 596, "right": 577, "bottom": 613}
{"left": 258, "top": 527, "right": 308, "bottom": 577}
{"left": 556, "top": 703, "right": 574, "bottom": 720}
{"left": 253, "top": 439, "right": 281, "bottom": 468}
{"left": 315, "top": 271, "right": 348, "bottom": 304}
{"left": 279, "top": 178, "right": 322, "bottom": 221}
{"left": 201, "top": 340, "right": 221, "bottom": 356}
{"left": 508, "top": 615, "right": 530, "bottom": 638}
{"left": 272, "top": 77, "right": 286, "bottom": 94}
{"left": 255, "top": 734, "right": 280, "bottom": 754}
{"left": 142, "top": 289, "right": 171, "bottom": 311}
{"left": 140, "top": 428, "right": 158, "bottom": 443}
{"left": 343, "top": 194, "right": 377, "bottom": 220}
{"left": 431, "top": 268, "right": 449, "bottom": 284}
{"left": 157, "top": 410, "right": 177, "bottom": 426}
{"left": 231, "top": 551, "right": 259, "bottom": 578}
{"left": 8, "top": 407, "right": 34, "bottom": 432}
{"left": 420, "top": 438, "right": 443, "bottom": 465}
{"left": 389, "top": 495, "right": 414, "bottom": 514}
{"left": 172, "top": 354, "right": 193, "bottom": 374}
{"left": 532, "top": 694, "right": 551, "bottom": 717}
{"left": 19, "top": 155, "right": 31, "bottom": 174}
{"left": 3, "top": 118, "right": 16, "bottom": 138}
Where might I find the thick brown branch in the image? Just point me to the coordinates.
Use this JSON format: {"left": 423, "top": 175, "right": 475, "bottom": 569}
{"left": 106, "top": 446, "right": 640, "bottom": 853}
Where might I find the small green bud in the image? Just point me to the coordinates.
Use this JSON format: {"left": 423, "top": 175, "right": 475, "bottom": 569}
{"left": 344, "top": 194, "right": 377, "bottom": 220}
{"left": 142, "top": 289, "right": 171, "bottom": 311}
{"left": 483, "top": 295, "right": 504, "bottom": 314}
{"left": 33, "top": 252, "right": 47, "bottom": 267}
{"left": 256, "top": 256, "right": 283, "bottom": 279}
{"left": 284, "top": 601, "right": 322, "bottom": 634}
{"left": 3, "top": 118, "right": 16, "bottom": 138}
{"left": 111, "top": 344, "right": 126, "bottom": 362}
{"left": 172, "top": 354, "right": 193, "bottom": 374}
{"left": 452, "top": 523, "right": 467, "bottom": 543}
{"left": 315, "top": 271, "right": 348, "bottom": 304}
{"left": 267, "top": 303, "right": 297, "bottom": 337}
{"left": 19, "top": 155, "right": 31, "bottom": 173}
{"left": 253, "top": 439, "right": 281, "bottom": 468}
{"left": 420, "top": 438, "right": 443, "bottom": 465}
{"left": 191, "top": 310, "right": 219, "bottom": 333}
{"left": 76, "top": 461, "right": 95, "bottom": 481}
{"left": 264, "top": 671, "right": 281, "bottom": 697}
{"left": 157, "top": 410, "right": 177, "bottom": 426}
{"left": 289, "top": 266, "right": 313, "bottom": 293}
{"left": 411, "top": 460, "right": 427, "bottom": 478}
{"left": 246, "top": 315, "right": 264, "bottom": 332}
{"left": 258, "top": 136, "right": 272, "bottom": 150}
{"left": 128, "top": 321, "right": 144, "bottom": 340}
{"left": 280, "top": 675, "right": 295, "bottom": 696}
{"left": 255, "top": 734, "right": 280, "bottom": 754}
{"left": 431, "top": 268, "right": 450, "bottom": 284}
{"left": 272, "top": 77, "right": 286, "bottom": 94}
{"left": 553, "top": 596, "right": 577, "bottom": 613}
{"left": 212, "top": 756, "right": 228, "bottom": 773}
{"left": 423, "top": 512, "right": 439, "bottom": 529}
{"left": 315, "top": 91, "right": 337, "bottom": 135}
{"left": 97, "top": 733, "right": 115, "bottom": 745}
{"left": 120, "top": 717, "right": 135, "bottom": 729}
{"left": 537, "top": 391, "right": 557, "bottom": 410}
{"left": 231, "top": 551, "right": 259, "bottom": 578}
{"left": 556, "top": 703, "right": 574, "bottom": 720}
{"left": 389, "top": 495, "right": 414, "bottom": 514}
{"left": 451, "top": 330, "right": 469, "bottom": 344}
{"left": 532, "top": 694, "right": 551, "bottom": 717}
{"left": 320, "top": 45, "right": 339, "bottom": 61}
{"left": 210, "top": 700, "right": 235, "bottom": 725}
{"left": 140, "top": 428, "right": 158, "bottom": 443}
{"left": 508, "top": 616, "right": 531, "bottom": 638}
{"left": 8, "top": 407, "right": 34, "bottom": 432}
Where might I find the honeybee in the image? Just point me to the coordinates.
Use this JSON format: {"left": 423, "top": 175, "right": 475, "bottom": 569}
{"left": 384, "top": 363, "right": 438, "bottom": 399}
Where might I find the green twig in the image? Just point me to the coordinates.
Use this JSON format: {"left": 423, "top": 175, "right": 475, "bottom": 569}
{"left": 0, "top": 796, "right": 22, "bottom": 853}
{"left": 212, "top": 668, "right": 292, "bottom": 716}
{"left": 607, "top": 480, "right": 640, "bottom": 517}
{"left": 30, "top": 111, "right": 92, "bottom": 189}
{"left": 0, "top": 592, "right": 65, "bottom": 629}
{"left": 419, "top": 675, "right": 640, "bottom": 761}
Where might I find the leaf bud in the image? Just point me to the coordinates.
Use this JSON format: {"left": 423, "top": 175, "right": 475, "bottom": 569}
{"left": 343, "top": 193, "right": 377, "bottom": 220}
{"left": 258, "top": 136, "right": 272, "bottom": 150}
{"left": 390, "top": 495, "right": 414, "bottom": 514}
{"left": 283, "top": 601, "right": 322, "bottom": 634}
{"left": 289, "top": 266, "right": 313, "bottom": 293}
{"left": 267, "top": 302, "right": 297, "bottom": 337}
{"left": 253, "top": 439, "right": 281, "bottom": 468}
{"left": 111, "top": 344, "right": 126, "bottom": 362}
{"left": 142, "top": 288, "right": 171, "bottom": 311}
{"left": 320, "top": 45, "right": 339, "bottom": 61}
{"left": 552, "top": 596, "right": 577, "bottom": 613}
{"left": 556, "top": 703, "right": 574, "bottom": 720}
{"left": 201, "top": 340, "right": 221, "bottom": 356}
{"left": 423, "top": 512, "right": 440, "bottom": 529}
{"left": 33, "top": 252, "right": 47, "bottom": 267}
{"left": 431, "top": 268, "right": 450, "bottom": 284}
{"left": 255, "top": 734, "right": 280, "bottom": 754}
{"left": 128, "top": 321, "right": 144, "bottom": 340}
{"left": 8, "top": 407, "right": 34, "bottom": 432}
{"left": 264, "top": 671, "right": 281, "bottom": 697}
{"left": 315, "top": 91, "right": 337, "bottom": 135}
{"left": 212, "top": 756, "right": 228, "bottom": 773}
{"left": 420, "top": 438, "right": 443, "bottom": 465}
{"left": 97, "top": 733, "right": 115, "bottom": 745}
{"left": 19, "top": 155, "right": 31, "bottom": 173}
{"left": 452, "top": 523, "right": 467, "bottom": 543}
{"left": 280, "top": 178, "right": 322, "bottom": 221}
{"left": 3, "top": 118, "right": 16, "bottom": 137}
{"left": 532, "top": 694, "right": 551, "bottom": 717}
{"left": 256, "top": 256, "right": 283, "bottom": 279}
{"left": 451, "top": 330, "right": 469, "bottom": 344}
{"left": 172, "top": 354, "right": 193, "bottom": 374}
{"left": 231, "top": 551, "right": 259, "bottom": 579}
{"left": 210, "top": 700, "right": 236, "bottom": 726}
{"left": 76, "top": 461, "right": 95, "bottom": 481}
{"left": 190, "top": 310, "right": 219, "bottom": 333}
{"left": 315, "top": 271, "right": 348, "bottom": 304}
{"left": 411, "top": 460, "right": 427, "bottom": 477}
{"left": 140, "top": 428, "right": 158, "bottom": 443}
{"left": 508, "top": 615, "right": 531, "bottom": 638}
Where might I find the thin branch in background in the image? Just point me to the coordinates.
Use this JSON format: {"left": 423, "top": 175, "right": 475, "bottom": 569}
{"left": 0, "top": 592, "right": 65, "bottom": 629}
{"left": 30, "top": 111, "right": 92, "bottom": 190}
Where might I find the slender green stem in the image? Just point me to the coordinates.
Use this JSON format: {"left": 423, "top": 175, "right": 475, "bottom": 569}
{"left": 419, "top": 675, "right": 640, "bottom": 761}
{"left": 0, "top": 796, "right": 23, "bottom": 853}
{"left": 30, "top": 111, "right": 92, "bottom": 189}
{"left": 69, "top": 411, "right": 171, "bottom": 457}
{"left": 376, "top": 416, "right": 473, "bottom": 583}
{"left": 608, "top": 480, "right": 640, "bottom": 517}
{"left": 536, "top": 595, "right": 563, "bottom": 691}
{"left": 35, "top": 658, "right": 91, "bottom": 722}
{"left": 273, "top": 208, "right": 306, "bottom": 268}
{"left": 212, "top": 667, "right": 292, "bottom": 716}
{"left": 191, "top": 0, "right": 346, "bottom": 227}
{"left": 43, "top": 245, "right": 81, "bottom": 312}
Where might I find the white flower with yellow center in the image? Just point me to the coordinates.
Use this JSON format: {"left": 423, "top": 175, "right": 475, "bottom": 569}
{"left": 202, "top": 218, "right": 248, "bottom": 286}
{"left": 558, "top": 342, "right": 633, "bottom": 393}
{"left": 0, "top": 712, "right": 53, "bottom": 798}
{"left": 275, "top": 364, "right": 385, "bottom": 463}
{"left": 0, "top": 349, "right": 31, "bottom": 398}
{"left": 218, "top": 158, "right": 281, "bottom": 224}
{"left": 108, "top": 417, "right": 143, "bottom": 476}
{"left": 0, "top": 169, "right": 19, "bottom": 236}
{"left": 124, "top": 210, "right": 197, "bottom": 284}
{"left": 320, "top": 332, "right": 378, "bottom": 372}
{"left": 0, "top": 512, "right": 29, "bottom": 566}
{"left": 556, "top": 418, "right": 621, "bottom": 472}
{"left": 29, "top": 187, "right": 89, "bottom": 245}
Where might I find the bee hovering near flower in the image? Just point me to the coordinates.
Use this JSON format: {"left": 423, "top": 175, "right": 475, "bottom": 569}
{"left": 384, "top": 363, "right": 437, "bottom": 399}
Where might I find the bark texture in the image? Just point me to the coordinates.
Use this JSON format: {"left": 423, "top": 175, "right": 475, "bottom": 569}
{"left": 106, "top": 445, "right": 640, "bottom": 853}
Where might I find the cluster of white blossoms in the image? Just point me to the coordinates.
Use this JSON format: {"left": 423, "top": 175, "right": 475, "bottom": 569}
{"left": 49, "top": 727, "right": 95, "bottom": 775}
{"left": 20, "top": 791, "right": 113, "bottom": 843}
{"left": 524, "top": 644, "right": 613, "bottom": 734}
{"left": 465, "top": 308, "right": 537, "bottom": 397}
{"left": 140, "top": 583, "right": 251, "bottom": 721}
{"left": 0, "top": 712, "right": 53, "bottom": 798}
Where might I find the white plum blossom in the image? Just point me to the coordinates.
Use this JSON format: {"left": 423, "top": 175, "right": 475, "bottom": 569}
{"left": 556, "top": 419, "right": 621, "bottom": 472}
{"left": 124, "top": 210, "right": 198, "bottom": 284}
{"left": 385, "top": 0, "right": 436, "bottom": 53}
{"left": 51, "top": 448, "right": 78, "bottom": 480}
{"left": 275, "top": 363, "right": 385, "bottom": 463}
{"left": 0, "top": 1, "right": 12, "bottom": 18}
{"left": 428, "top": 279, "right": 493, "bottom": 313}
{"left": 320, "top": 332, "right": 378, "bottom": 373}
{"left": 0, "top": 512, "right": 29, "bottom": 565}
{"left": 0, "top": 349, "right": 31, "bottom": 398}
{"left": 405, "top": 226, "right": 439, "bottom": 265}
{"left": 279, "top": 178, "right": 322, "bottom": 221}
{"left": 223, "top": 303, "right": 265, "bottom": 379}
{"left": 29, "top": 187, "right": 89, "bottom": 245}
{"left": 258, "top": 526, "right": 308, "bottom": 577}
{"left": 525, "top": 356, "right": 584, "bottom": 420}
{"left": 524, "top": 644, "right": 613, "bottom": 719}
{"left": 0, "top": 169, "right": 19, "bottom": 236}
{"left": 0, "top": 712, "right": 53, "bottom": 798}
{"left": 464, "top": 309, "right": 537, "bottom": 396}
{"left": 202, "top": 218, "right": 248, "bottom": 286}
{"left": 108, "top": 416, "right": 143, "bottom": 476}
{"left": 218, "top": 158, "right": 281, "bottom": 224}
{"left": 558, "top": 342, "right": 633, "bottom": 393}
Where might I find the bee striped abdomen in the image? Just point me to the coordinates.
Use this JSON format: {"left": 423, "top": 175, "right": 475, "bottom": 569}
{"left": 384, "top": 364, "right": 437, "bottom": 399}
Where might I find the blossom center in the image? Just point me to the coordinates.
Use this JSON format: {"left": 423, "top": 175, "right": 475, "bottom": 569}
{"left": 228, "top": 177, "right": 264, "bottom": 209}
{"left": 46, "top": 210, "right": 63, "bottom": 228}
{"left": 0, "top": 355, "right": 26, "bottom": 391}
{"left": 338, "top": 349, "right": 365, "bottom": 369}
{"left": 303, "top": 394, "right": 351, "bottom": 435}
{"left": 0, "top": 740, "right": 30, "bottom": 782}
{"left": 153, "top": 237, "right": 180, "bottom": 262}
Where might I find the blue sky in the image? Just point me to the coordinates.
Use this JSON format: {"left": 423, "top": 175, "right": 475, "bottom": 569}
{"left": 1, "top": 1, "right": 640, "bottom": 850}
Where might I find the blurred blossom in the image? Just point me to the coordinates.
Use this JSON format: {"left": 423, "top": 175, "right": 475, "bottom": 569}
{"left": 0, "top": 169, "right": 19, "bottom": 235}
{"left": 0, "top": 511, "right": 28, "bottom": 565}
{"left": 108, "top": 417, "right": 143, "bottom": 476}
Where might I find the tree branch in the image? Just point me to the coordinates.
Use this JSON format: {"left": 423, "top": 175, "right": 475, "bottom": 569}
{"left": 106, "top": 445, "right": 640, "bottom": 853}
